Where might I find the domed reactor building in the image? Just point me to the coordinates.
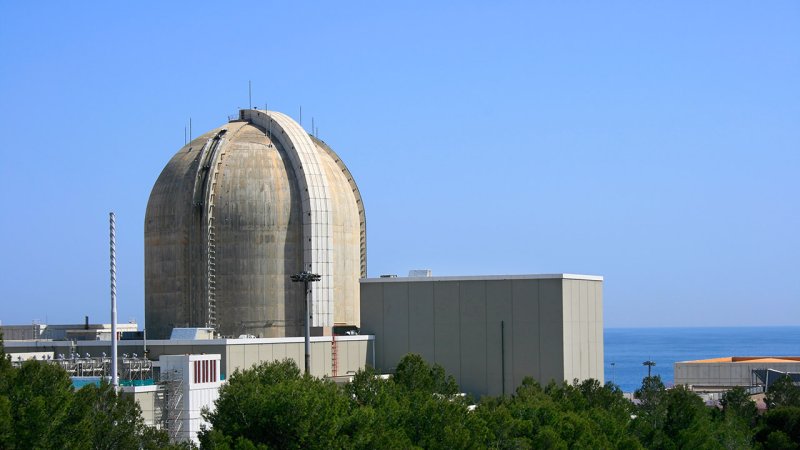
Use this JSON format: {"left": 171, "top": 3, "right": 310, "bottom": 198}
{"left": 145, "top": 109, "right": 366, "bottom": 339}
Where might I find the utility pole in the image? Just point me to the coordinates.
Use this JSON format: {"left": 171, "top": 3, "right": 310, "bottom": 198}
{"left": 611, "top": 362, "right": 616, "bottom": 385}
{"left": 643, "top": 359, "right": 656, "bottom": 378}
{"left": 290, "top": 271, "right": 321, "bottom": 376}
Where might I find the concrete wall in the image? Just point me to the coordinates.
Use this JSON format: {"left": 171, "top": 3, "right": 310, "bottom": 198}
{"left": 360, "top": 274, "right": 603, "bottom": 398}
{"left": 3, "top": 336, "right": 374, "bottom": 380}
{"left": 562, "top": 279, "right": 604, "bottom": 383}
{"left": 145, "top": 109, "right": 366, "bottom": 339}
{"left": 0, "top": 323, "right": 137, "bottom": 341}
{"left": 121, "top": 386, "right": 159, "bottom": 427}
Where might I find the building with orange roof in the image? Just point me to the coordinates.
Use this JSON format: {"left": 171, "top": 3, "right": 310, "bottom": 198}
{"left": 674, "top": 356, "right": 800, "bottom": 392}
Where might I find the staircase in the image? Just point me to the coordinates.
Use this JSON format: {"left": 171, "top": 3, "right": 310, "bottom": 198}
{"left": 331, "top": 334, "right": 338, "bottom": 377}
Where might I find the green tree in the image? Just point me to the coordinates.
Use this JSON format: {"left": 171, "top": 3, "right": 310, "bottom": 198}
{"left": 762, "top": 430, "right": 798, "bottom": 450}
{"left": 0, "top": 333, "right": 11, "bottom": 381}
{"left": 4, "top": 358, "right": 74, "bottom": 448}
{"left": 392, "top": 353, "right": 459, "bottom": 396}
{"left": 346, "top": 364, "right": 389, "bottom": 407}
{"left": 720, "top": 386, "right": 758, "bottom": 425}
{"left": 632, "top": 378, "right": 754, "bottom": 449}
{"left": 63, "top": 380, "right": 172, "bottom": 449}
{"left": 472, "top": 396, "right": 534, "bottom": 449}
{"left": 0, "top": 395, "right": 13, "bottom": 448}
{"left": 765, "top": 375, "right": 800, "bottom": 410}
{"left": 351, "top": 355, "right": 488, "bottom": 449}
{"left": 0, "top": 333, "right": 170, "bottom": 449}
{"left": 755, "top": 406, "right": 800, "bottom": 448}
{"left": 663, "top": 385, "right": 708, "bottom": 440}
{"left": 200, "top": 359, "right": 354, "bottom": 450}
{"left": 0, "top": 334, "right": 13, "bottom": 448}
{"left": 476, "top": 377, "right": 641, "bottom": 449}
{"left": 632, "top": 375, "right": 669, "bottom": 446}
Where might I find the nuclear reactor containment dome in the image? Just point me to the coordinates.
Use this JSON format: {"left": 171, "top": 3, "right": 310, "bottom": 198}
{"left": 145, "top": 109, "right": 366, "bottom": 339}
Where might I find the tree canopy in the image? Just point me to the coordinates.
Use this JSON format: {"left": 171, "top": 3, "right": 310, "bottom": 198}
{"left": 0, "top": 333, "right": 175, "bottom": 449}
{"left": 3, "top": 334, "right": 800, "bottom": 449}
{"left": 199, "top": 354, "right": 800, "bottom": 450}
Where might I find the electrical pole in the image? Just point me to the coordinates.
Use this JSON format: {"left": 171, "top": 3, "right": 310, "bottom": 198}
{"left": 643, "top": 359, "right": 656, "bottom": 378}
{"left": 290, "top": 271, "right": 320, "bottom": 376}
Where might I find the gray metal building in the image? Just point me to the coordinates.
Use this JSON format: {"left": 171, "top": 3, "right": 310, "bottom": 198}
{"left": 674, "top": 356, "right": 800, "bottom": 391}
{"left": 360, "top": 274, "right": 604, "bottom": 398}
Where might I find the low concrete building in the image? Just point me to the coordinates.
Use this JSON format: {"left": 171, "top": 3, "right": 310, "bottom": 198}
{"left": 117, "top": 353, "right": 222, "bottom": 446}
{"left": 360, "top": 274, "right": 604, "bottom": 397}
{"left": 164, "top": 354, "right": 222, "bottom": 444}
{"left": 674, "top": 356, "right": 800, "bottom": 391}
{"left": 1, "top": 321, "right": 138, "bottom": 341}
{"left": 3, "top": 335, "right": 374, "bottom": 380}
{"left": 5, "top": 335, "right": 373, "bottom": 445}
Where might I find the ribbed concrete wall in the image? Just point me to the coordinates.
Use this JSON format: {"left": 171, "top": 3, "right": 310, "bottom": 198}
{"left": 562, "top": 278, "right": 604, "bottom": 383}
{"left": 212, "top": 124, "right": 304, "bottom": 337}
{"left": 317, "top": 141, "right": 362, "bottom": 326}
{"left": 359, "top": 275, "right": 604, "bottom": 398}
{"left": 145, "top": 111, "right": 365, "bottom": 339}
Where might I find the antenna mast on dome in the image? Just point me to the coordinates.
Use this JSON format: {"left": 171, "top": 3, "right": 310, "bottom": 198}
{"left": 266, "top": 102, "right": 273, "bottom": 147}
{"left": 248, "top": 80, "right": 252, "bottom": 109}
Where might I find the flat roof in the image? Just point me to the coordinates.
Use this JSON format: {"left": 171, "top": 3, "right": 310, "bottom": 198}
{"left": 2, "top": 334, "right": 373, "bottom": 348}
{"left": 680, "top": 356, "right": 800, "bottom": 364}
{"left": 361, "top": 273, "right": 603, "bottom": 283}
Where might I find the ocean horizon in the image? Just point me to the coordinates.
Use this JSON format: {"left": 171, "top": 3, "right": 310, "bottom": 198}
{"left": 604, "top": 325, "right": 800, "bottom": 393}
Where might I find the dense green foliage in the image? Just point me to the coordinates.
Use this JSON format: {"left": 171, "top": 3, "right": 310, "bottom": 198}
{"left": 756, "top": 376, "right": 800, "bottom": 448}
{"left": 201, "top": 354, "right": 800, "bottom": 450}
{"left": 0, "top": 334, "right": 177, "bottom": 449}
{"left": 3, "top": 331, "right": 800, "bottom": 449}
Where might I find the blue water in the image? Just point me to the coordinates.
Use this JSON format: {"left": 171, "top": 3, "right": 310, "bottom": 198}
{"left": 605, "top": 327, "right": 800, "bottom": 393}
{"left": 70, "top": 377, "right": 156, "bottom": 389}
{"left": 72, "top": 377, "right": 103, "bottom": 389}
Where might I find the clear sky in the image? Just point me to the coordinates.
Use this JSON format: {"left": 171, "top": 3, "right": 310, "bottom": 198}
{"left": 0, "top": 2, "right": 797, "bottom": 328}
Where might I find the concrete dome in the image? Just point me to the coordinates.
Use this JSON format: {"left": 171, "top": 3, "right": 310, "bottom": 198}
{"left": 145, "top": 109, "right": 366, "bottom": 339}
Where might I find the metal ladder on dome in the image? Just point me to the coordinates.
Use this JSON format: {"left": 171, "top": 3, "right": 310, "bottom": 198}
{"left": 206, "top": 151, "right": 225, "bottom": 331}
{"left": 207, "top": 221, "right": 217, "bottom": 329}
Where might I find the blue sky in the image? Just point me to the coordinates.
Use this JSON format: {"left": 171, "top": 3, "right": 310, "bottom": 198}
{"left": 0, "top": 2, "right": 797, "bottom": 328}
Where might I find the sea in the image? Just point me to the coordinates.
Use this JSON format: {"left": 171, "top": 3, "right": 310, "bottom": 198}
{"left": 604, "top": 326, "right": 800, "bottom": 393}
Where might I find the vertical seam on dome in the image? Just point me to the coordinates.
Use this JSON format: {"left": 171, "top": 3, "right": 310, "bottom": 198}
{"left": 241, "top": 109, "right": 335, "bottom": 328}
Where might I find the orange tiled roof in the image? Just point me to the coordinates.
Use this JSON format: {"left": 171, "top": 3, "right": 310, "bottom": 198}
{"left": 684, "top": 356, "right": 800, "bottom": 364}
